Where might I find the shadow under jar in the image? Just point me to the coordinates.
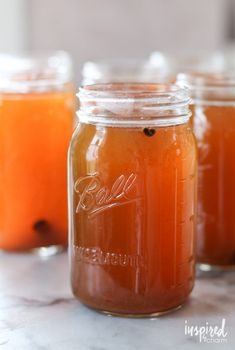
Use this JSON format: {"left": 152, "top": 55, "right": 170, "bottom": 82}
{"left": 0, "top": 52, "right": 75, "bottom": 255}
{"left": 177, "top": 72, "right": 235, "bottom": 270}
{"left": 68, "top": 83, "right": 197, "bottom": 317}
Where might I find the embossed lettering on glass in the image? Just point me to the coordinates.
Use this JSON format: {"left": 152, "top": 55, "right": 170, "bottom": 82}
{"left": 68, "top": 83, "right": 197, "bottom": 316}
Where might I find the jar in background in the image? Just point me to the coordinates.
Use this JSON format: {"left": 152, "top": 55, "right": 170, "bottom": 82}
{"left": 177, "top": 72, "right": 235, "bottom": 270}
{"left": 149, "top": 51, "right": 224, "bottom": 81}
{"left": 69, "top": 83, "right": 197, "bottom": 316}
{"left": 82, "top": 58, "right": 172, "bottom": 85}
{"left": 0, "top": 51, "right": 75, "bottom": 254}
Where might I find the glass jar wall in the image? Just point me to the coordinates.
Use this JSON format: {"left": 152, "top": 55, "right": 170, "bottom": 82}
{"left": 149, "top": 51, "right": 225, "bottom": 79}
{"left": 68, "top": 83, "right": 197, "bottom": 316}
{"left": 82, "top": 59, "right": 172, "bottom": 85}
{"left": 0, "top": 51, "right": 75, "bottom": 254}
{"left": 177, "top": 72, "right": 235, "bottom": 270}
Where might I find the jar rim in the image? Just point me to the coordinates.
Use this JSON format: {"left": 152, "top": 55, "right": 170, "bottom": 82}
{"left": 177, "top": 72, "right": 235, "bottom": 105}
{"left": 82, "top": 59, "right": 171, "bottom": 84}
{"left": 149, "top": 51, "right": 225, "bottom": 73}
{"left": 78, "top": 83, "right": 191, "bottom": 127}
{"left": 177, "top": 71, "right": 235, "bottom": 89}
{"left": 0, "top": 51, "right": 73, "bottom": 93}
{"left": 79, "top": 82, "right": 190, "bottom": 101}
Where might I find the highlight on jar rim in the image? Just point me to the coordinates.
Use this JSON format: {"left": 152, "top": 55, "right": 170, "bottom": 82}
{"left": 0, "top": 51, "right": 73, "bottom": 93}
{"left": 177, "top": 71, "right": 235, "bottom": 103}
{"left": 81, "top": 58, "right": 173, "bottom": 84}
{"left": 77, "top": 82, "right": 191, "bottom": 126}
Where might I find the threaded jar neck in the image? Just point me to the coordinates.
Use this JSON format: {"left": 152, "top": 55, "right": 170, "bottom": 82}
{"left": 78, "top": 83, "right": 191, "bottom": 127}
{"left": 81, "top": 59, "right": 171, "bottom": 85}
{"left": 0, "top": 51, "right": 73, "bottom": 93}
{"left": 177, "top": 72, "right": 235, "bottom": 106}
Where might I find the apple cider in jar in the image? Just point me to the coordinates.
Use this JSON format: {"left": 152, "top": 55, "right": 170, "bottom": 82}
{"left": 69, "top": 83, "right": 197, "bottom": 316}
{"left": 0, "top": 52, "right": 75, "bottom": 254}
{"left": 178, "top": 72, "right": 235, "bottom": 269}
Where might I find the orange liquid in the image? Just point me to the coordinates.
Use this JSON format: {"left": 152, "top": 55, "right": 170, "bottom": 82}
{"left": 193, "top": 105, "right": 235, "bottom": 266}
{"left": 0, "top": 88, "right": 75, "bottom": 251}
{"left": 69, "top": 122, "right": 197, "bottom": 315}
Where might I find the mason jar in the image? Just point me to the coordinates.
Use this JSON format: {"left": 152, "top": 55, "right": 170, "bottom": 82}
{"left": 177, "top": 72, "right": 235, "bottom": 270}
{"left": 0, "top": 51, "right": 75, "bottom": 255}
{"left": 82, "top": 59, "right": 171, "bottom": 85}
{"left": 68, "top": 83, "right": 197, "bottom": 316}
{"left": 149, "top": 51, "right": 224, "bottom": 79}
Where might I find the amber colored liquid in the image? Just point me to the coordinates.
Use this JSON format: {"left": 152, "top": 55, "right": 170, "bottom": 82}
{"left": 193, "top": 104, "right": 235, "bottom": 266}
{"left": 0, "top": 88, "right": 75, "bottom": 251}
{"left": 69, "top": 122, "right": 197, "bottom": 315}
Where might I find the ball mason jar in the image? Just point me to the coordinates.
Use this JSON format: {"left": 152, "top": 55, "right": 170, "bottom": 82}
{"left": 0, "top": 51, "right": 75, "bottom": 254}
{"left": 68, "top": 83, "right": 197, "bottom": 316}
{"left": 177, "top": 72, "right": 235, "bottom": 270}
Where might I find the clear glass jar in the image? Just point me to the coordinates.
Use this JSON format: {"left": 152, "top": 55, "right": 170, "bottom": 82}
{"left": 0, "top": 51, "right": 75, "bottom": 255}
{"left": 82, "top": 59, "right": 172, "bottom": 85}
{"left": 177, "top": 72, "right": 235, "bottom": 270}
{"left": 149, "top": 51, "right": 225, "bottom": 80}
{"left": 68, "top": 83, "right": 197, "bottom": 316}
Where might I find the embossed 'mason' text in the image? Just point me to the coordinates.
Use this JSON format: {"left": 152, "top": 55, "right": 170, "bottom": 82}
{"left": 74, "top": 173, "right": 140, "bottom": 216}
{"left": 73, "top": 245, "right": 145, "bottom": 268}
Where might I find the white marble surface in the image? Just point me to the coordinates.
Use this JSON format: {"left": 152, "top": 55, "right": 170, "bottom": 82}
{"left": 0, "top": 251, "right": 234, "bottom": 350}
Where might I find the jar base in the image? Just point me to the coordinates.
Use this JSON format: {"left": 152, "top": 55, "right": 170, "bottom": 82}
{"left": 82, "top": 302, "right": 182, "bottom": 318}
{"left": 0, "top": 245, "right": 66, "bottom": 257}
{"left": 30, "top": 245, "right": 66, "bottom": 257}
{"left": 197, "top": 263, "right": 235, "bottom": 273}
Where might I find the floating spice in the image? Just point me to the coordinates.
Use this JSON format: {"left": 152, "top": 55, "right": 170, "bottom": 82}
{"left": 143, "top": 128, "right": 155, "bottom": 137}
{"left": 33, "top": 220, "right": 50, "bottom": 235}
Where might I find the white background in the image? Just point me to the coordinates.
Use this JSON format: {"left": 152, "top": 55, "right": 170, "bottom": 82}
{"left": 0, "top": 0, "right": 234, "bottom": 80}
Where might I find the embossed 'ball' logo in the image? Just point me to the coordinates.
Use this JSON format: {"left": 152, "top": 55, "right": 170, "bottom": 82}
{"left": 74, "top": 173, "right": 140, "bottom": 217}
